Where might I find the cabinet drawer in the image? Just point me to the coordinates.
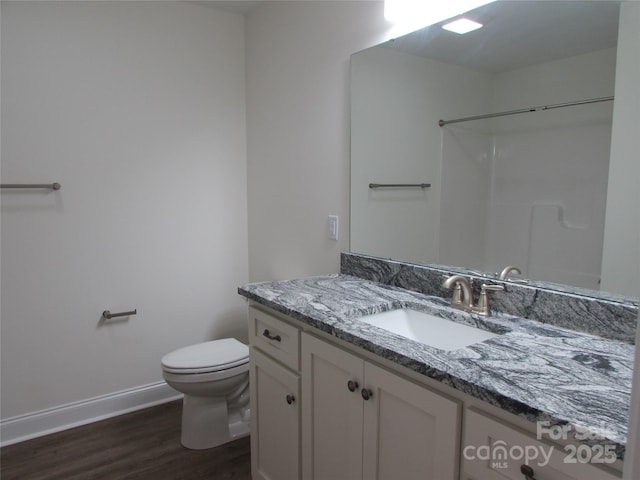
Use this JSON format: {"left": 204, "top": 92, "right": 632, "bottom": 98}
{"left": 249, "top": 306, "right": 300, "bottom": 371}
{"left": 463, "top": 408, "right": 620, "bottom": 480}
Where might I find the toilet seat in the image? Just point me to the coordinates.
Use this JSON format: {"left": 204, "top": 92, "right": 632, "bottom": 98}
{"left": 162, "top": 338, "right": 249, "bottom": 375}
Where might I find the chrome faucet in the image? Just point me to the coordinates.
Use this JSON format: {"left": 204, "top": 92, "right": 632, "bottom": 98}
{"left": 442, "top": 275, "right": 474, "bottom": 312}
{"left": 442, "top": 275, "right": 505, "bottom": 316}
{"left": 498, "top": 265, "right": 521, "bottom": 280}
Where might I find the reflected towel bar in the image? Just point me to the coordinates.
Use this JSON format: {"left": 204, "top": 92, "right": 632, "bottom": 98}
{"left": 369, "top": 183, "right": 431, "bottom": 189}
{"left": 102, "top": 309, "right": 137, "bottom": 319}
{"left": 0, "top": 183, "right": 61, "bottom": 190}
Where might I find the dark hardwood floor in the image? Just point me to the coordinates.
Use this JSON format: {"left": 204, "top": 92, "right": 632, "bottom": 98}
{"left": 0, "top": 400, "right": 251, "bottom": 480}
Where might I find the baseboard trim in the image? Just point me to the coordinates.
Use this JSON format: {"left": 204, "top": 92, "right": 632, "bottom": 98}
{"left": 0, "top": 382, "right": 182, "bottom": 447}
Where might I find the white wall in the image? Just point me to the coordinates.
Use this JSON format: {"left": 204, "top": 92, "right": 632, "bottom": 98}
{"left": 601, "top": 1, "right": 640, "bottom": 299}
{"left": 439, "top": 127, "right": 492, "bottom": 270}
{"left": 350, "top": 47, "right": 493, "bottom": 266}
{"left": 491, "top": 48, "right": 617, "bottom": 132}
{"left": 245, "top": 0, "right": 392, "bottom": 282}
{"left": 1, "top": 2, "right": 248, "bottom": 420}
{"left": 621, "top": 10, "right": 640, "bottom": 466}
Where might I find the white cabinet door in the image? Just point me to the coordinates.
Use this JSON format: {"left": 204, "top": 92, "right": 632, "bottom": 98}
{"left": 250, "top": 347, "right": 300, "bottom": 480}
{"left": 302, "top": 332, "right": 461, "bottom": 480}
{"left": 302, "top": 333, "right": 365, "bottom": 480}
{"left": 362, "top": 362, "right": 460, "bottom": 480}
{"left": 463, "top": 409, "right": 620, "bottom": 480}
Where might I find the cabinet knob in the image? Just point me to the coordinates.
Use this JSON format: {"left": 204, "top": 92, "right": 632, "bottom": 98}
{"left": 520, "top": 464, "right": 537, "bottom": 480}
{"left": 286, "top": 394, "right": 295, "bottom": 405}
{"left": 347, "top": 380, "right": 359, "bottom": 392}
{"left": 361, "top": 388, "right": 373, "bottom": 401}
{"left": 263, "top": 329, "right": 282, "bottom": 342}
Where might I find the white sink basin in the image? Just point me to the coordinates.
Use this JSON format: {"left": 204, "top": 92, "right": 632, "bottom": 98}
{"left": 358, "top": 308, "right": 499, "bottom": 351}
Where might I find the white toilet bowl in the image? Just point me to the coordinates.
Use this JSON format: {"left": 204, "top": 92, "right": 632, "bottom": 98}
{"left": 161, "top": 338, "right": 250, "bottom": 450}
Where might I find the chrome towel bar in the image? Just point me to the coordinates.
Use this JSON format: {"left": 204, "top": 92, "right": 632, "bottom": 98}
{"left": 369, "top": 183, "right": 431, "bottom": 189}
{"left": 102, "top": 309, "right": 137, "bottom": 320}
{"left": 0, "top": 183, "right": 61, "bottom": 190}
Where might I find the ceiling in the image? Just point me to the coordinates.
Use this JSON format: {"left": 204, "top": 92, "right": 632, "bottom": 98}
{"left": 382, "top": 1, "right": 621, "bottom": 73}
{"left": 192, "top": 1, "right": 620, "bottom": 73}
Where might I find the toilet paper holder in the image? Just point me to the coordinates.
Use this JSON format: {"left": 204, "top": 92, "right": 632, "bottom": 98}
{"left": 102, "top": 309, "right": 137, "bottom": 320}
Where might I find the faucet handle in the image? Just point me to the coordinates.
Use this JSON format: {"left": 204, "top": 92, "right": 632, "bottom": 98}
{"left": 481, "top": 283, "right": 505, "bottom": 293}
{"left": 474, "top": 283, "right": 505, "bottom": 316}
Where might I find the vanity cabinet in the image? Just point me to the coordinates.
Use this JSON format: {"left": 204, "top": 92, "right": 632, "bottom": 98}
{"left": 248, "top": 307, "right": 301, "bottom": 480}
{"left": 247, "top": 304, "right": 622, "bottom": 480}
{"left": 301, "top": 332, "right": 461, "bottom": 480}
{"left": 462, "top": 409, "right": 620, "bottom": 480}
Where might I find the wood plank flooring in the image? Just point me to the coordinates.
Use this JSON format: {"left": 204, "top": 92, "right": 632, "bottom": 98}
{"left": 0, "top": 400, "right": 251, "bottom": 480}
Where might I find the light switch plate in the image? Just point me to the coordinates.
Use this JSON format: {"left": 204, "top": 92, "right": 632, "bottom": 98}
{"left": 328, "top": 215, "right": 339, "bottom": 241}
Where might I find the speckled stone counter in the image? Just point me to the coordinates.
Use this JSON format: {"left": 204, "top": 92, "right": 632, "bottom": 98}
{"left": 238, "top": 274, "right": 634, "bottom": 461}
{"left": 341, "top": 253, "right": 639, "bottom": 344}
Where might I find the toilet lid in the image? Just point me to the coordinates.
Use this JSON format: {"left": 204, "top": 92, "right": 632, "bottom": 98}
{"left": 161, "top": 338, "right": 249, "bottom": 373}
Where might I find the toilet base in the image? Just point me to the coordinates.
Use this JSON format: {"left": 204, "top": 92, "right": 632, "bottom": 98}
{"left": 180, "top": 395, "right": 250, "bottom": 450}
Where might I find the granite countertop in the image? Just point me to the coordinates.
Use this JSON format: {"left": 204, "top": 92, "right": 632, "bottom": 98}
{"left": 238, "top": 274, "right": 634, "bottom": 460}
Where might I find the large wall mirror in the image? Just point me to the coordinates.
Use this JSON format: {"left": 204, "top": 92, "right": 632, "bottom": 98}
{"left": 350, "top": 0, "right": 639, "bottom": 302}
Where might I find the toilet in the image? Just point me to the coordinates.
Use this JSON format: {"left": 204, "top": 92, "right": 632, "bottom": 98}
{"left": 161, "top": 338, "right": 250, "bottom": 450}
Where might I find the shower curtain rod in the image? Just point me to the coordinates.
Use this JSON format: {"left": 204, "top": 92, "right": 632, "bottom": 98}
{"left": 438, "top": 96, "right": 614, "bottom": 127}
